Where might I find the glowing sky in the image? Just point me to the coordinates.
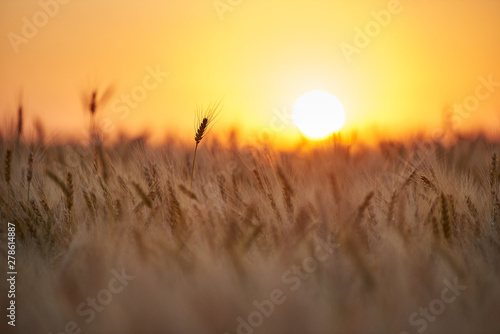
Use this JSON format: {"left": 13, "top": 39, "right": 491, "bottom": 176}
{"left": 1, "top": 0, "right": 499, "bottom": 145}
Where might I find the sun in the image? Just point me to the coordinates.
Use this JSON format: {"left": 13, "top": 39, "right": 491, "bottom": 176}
{"left": 292, "top": 90, "right": 346, "bottom": 140}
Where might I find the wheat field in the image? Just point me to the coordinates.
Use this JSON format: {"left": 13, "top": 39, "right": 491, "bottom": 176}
{"left": 1, "top": 131, "right": 500, "bottom": 334}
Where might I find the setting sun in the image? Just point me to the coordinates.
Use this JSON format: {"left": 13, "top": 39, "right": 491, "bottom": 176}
{"left": 292, "top": 90, "right": 346, "bottom": 139}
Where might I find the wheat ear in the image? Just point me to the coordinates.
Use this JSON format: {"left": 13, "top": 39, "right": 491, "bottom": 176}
{"left": 440, "top": 192, "right": 451, "bottom": 241}
{"left": 190, "top": 100, "right": 222, "bottom": 188}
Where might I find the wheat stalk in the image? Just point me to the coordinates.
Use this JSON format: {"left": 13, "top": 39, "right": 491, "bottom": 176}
{"left": 253, "top": 169, "right": 265, "bottom": 194}
{"left": 178, "top": 184, "right": 198, "bottom": 200}
{"left": 168, "top": 181, "right": 184, "bottom": 231}
{"left": 65, "top": 173, "right": 74, "bottom": 214}
{"left": 329, "top": 173, "right": 340, "bottom": 203}
{"left": 96, "top": 143, "right": 108, "bottom": 182}
{"left": 355, "top": 191, "right": 375, "bottom": 230}
{"left": 17, "top": 104, "right": 23, "bottom": 142}
{"left": 45, "top": 170, "right": 74, "bottom": 232}
{"left": 46, "top": 170, "right": 70, "bottom": 195}
{"left": 447, "top": 194, "right": 456, "bottom": 228}
{"left": 30, "top": 198, "right": 44, "bottom": 223}
{"left": 421, "top": 174, "right": 439, "bottom": 193}
{"left": 132, "top": 182, "right": 152, "bottom": 209}
{"left": 5, "top": 149, "right": 12, "bottom": 183}
{"left": 440, "top": 192, "right": 451, "bottom": 241}
{"left": 387, "top": 190, "right": 397, "bottom": 225}
{"left": 143, "top": 166, "right": 156, "bottom": 202}
{"left": 89, "top": 91, "right": 97, "bottom": 116}
{"left": 217, "top": 173, "right": 227, "bottom": 202}
{"left": 231, "top": 173, "right": 241, "bottom": 204}
{"left": 5, "top": 149, "right": 12, "bottom": 219}
{"left": 190, "top": 100, "right": 222, "bottom": 188}
{"left": 37, "top": 184, "right": 50, "bottom": 215}
{"left": 489, "top": 153, "right": 497, "bottom": 189}
{"left": 267, "top": 191, "right": 282, "bottom": 222}
{"left": 114, "top": 199, "right": 123, "bottom": 221}
{"left": 82, "top": 187, "right": 96, "bottom": 218}
{"left": 87, "top": 90, "right": 99, "bottom": 144}
{"left": 276, "top": 166, "right": 294, "bottom": 217}
{"left": 465, "top": 196, "right": 479, "bottom": 221}
{"left": 27, "top": 151, "right": 33, "bottom": 205}
{"left": 489, "top": 153, "right": 498, "bottom": 231}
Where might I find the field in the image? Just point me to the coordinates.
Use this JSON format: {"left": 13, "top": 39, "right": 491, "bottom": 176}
{"left": 1, "top": 132, "right": 500, "bottom": 334}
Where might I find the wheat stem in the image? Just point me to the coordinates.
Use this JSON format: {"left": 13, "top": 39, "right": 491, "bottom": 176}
{"left": 27, "top": 151, "right": 33, "bottom": 206}
{"left": 5, "top": 149, "right": 12, "bottom": 220}
{"left": 190, "top": 143, "right": 199, "bottom": 188}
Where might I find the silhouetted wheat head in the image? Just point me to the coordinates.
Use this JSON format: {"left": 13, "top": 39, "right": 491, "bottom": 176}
{"left": 190, "top": 99, "right": 222, "bottom": 187}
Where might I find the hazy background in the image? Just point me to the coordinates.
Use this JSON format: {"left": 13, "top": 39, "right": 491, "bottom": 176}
{"left": 1, "top": 0, "right": 499, "bottom": 146}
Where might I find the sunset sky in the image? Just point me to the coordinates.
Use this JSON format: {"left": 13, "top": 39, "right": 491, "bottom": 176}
{"left": 1, "top": 0, "right": 499, "bottom": 146}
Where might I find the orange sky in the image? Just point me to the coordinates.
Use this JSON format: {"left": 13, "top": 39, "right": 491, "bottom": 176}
{"left": 1, "top": 0, "right": 500, "bottom": 146}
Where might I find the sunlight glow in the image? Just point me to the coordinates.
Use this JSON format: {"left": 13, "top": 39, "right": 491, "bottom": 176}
{"left": 292, "top": 90, "right": 346, "bottom": 140}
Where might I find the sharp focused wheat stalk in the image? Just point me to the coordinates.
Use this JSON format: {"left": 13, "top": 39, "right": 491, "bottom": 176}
{"left": 190, "top": 100, "right": 222, "bottom": 188}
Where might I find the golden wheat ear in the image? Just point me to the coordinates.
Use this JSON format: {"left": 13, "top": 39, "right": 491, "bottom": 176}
{"left": 193, "top": 99, "right": 223, "bottom": 144}
{"left": 190, "top": 99, "right": 223, "bottom": 188}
